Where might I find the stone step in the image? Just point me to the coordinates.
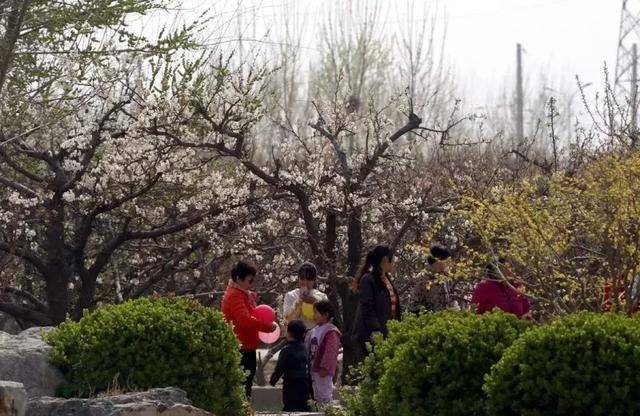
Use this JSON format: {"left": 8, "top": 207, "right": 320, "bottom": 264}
{"left": 255, "top": 413, "right": 323, "bottom": 416}
{"left": 251, "top": 385, "right": 341, "bottom": 412}
{"left": 0, "top": 381, "right": 27, "bottom": 416}
{"left": 252, "top": 386, "right": 284, "bottom": 410}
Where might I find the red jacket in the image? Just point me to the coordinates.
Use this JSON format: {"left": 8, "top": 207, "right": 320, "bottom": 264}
{"left": 221, "top": 284, "right": 273, "bottom": 350}
{"left": 471, "top": 280, "right": 531, "bottom": 319}
{"left": 602, "top": 279, "right": 640, "bottom": 313}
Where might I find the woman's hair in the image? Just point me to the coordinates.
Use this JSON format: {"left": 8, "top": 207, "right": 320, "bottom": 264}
{"left": 484, "top": 263, "right": 499, "bottom": 279}
{"left": 484, "top": 257, "right": 507, "bottom": 279}
{"left": 352, "top": 245, "right": 393, "bottom": 293}
{"left": 231, "top": 261, "right": 257, "bottom": 282}
{"left": 287, "top": 319, "right": 307, "bottom": 342}
{"left": 298, "top": 262, "right": 318, "bottom": 280}
{"left": 427, "top": 245, "right": 451, "bottom": 264}
{"left": 313, "top": 300, "right": 335, "bottom": 321}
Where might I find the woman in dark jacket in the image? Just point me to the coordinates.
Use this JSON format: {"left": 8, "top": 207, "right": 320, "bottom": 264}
{"left": 351, "top": 245, "right": 402, "bottom": 355}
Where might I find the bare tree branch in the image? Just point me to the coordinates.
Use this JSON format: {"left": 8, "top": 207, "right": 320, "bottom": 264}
{"left": 0, "top": 240, "right": 47, "bottom": 275}
{"left": 309, "top": 117, "right": 350, "bottom": 179}
{"left": 0, "top": 301, "right": 53, "bottom": 326}
{"left": 509, "top": 149, "right": 553, "bottom": 174}
{"left": 0, "top": 0, "right": 31, "bottom": 93}
{"left": 62, "top": 99, "right": 131, "bottom": 191}
{"left": 357, "top": 112, "right": 422, "bottom": 184}
{"left": 74, "top": 173, "right": 163, "bottom": 255}
{"left": 0, "top": 174, "right": 37, "bottom": 197}
{"left": 128, "top": 241, "right": 209, "bottom": 299}
{"left": 0, "top": 287, "right": 47, "bottom": 312}
{"left": 0, "top": 145, "right": 46, "bottom": 182}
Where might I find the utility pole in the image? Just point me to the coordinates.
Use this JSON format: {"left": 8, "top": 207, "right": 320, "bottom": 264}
{"left": 632, "top": 43, "right": 638, "bottom": 131}
{"left": 237, "top": 0, "right": 244, "bottom": 77}
{"left": 616, "top": 0, "right": 640, "bottom": 141}
{"left": 516, "top": 43, "right": 524, "bottom": 145}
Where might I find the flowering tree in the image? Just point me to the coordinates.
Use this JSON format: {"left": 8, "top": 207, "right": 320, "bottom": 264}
{"left": 148, "top": 50, "right": 465, "bottom": 373}
{"left": 0, "top": 0, "right": 198, "bottom": 95}
{"left": 157, "top": 1, "right": 466, "bottom": 375}
{"left": 426, "top": 150, "right": 640, "bottom": 317}
{"left": 0, "top": 1, "right": 262, "bottom": 325}
{"left": 1, "top": 1, "right": 470, "bottom": 358}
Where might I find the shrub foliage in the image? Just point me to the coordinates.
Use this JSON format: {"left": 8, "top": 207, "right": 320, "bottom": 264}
{"left": 47, "top": 297, "right": 245, "bottom": 415}
{"left": 347, "top": 310, "right": 530, "bottom": 416}
{"left": 485, "top": 312, "right": 640, "bottom": 415}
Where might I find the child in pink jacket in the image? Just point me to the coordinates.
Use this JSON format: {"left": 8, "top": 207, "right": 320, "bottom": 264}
{"left": 305, "top": 300, "right": 341, "bottom": 405}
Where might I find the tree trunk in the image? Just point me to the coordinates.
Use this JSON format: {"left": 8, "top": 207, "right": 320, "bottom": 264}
{"left": 337, "top": 278, "right": 362, "bottom": 384}
{"left": 44, "top": 271, "right": 69, "bottom": 324}
{"left": 74, "top": 272, "right": 96, "bottom": 320}
{"left": 340, "top": 210, "right": 365, "bottom": 383}
{"left": 43, "top": 195, "right": 69, "bottom": 324}
{"left": 324, "top": 211, "right": 337, "bottom": 263}
{"left": 346, "top": 211, "right": 362, "bottom": 277}
{"left": 0, "top": 0, "right": 31, "bottom": 94}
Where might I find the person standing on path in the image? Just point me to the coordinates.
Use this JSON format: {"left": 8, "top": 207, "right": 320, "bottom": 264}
{"left": 351, "top": 245, "right": 402, "bottom": 356}
{"left": 408, "top": 245, "right": 452, "bottom": 313}
{"left": 471, "top": 259, "right": 532, "bottom": 319}
{"left": 306, "top": 300, "right": 341, "bottom": 407}
{"left": 221, "top": 260, "right": 278, "bottom": 398}
{"left": 269, "top": 319, "right": 311, "bottom": 412}
{"left": 282, "top": 262, "right": 328, "bottom": 329}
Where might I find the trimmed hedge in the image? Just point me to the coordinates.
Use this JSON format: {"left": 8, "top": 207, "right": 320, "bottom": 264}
{"left": 347, "top": 310, "right": 530, "bottom": 416}
{"left": 484, "top": 312, "right": 640, "bottom": 415}
{"left": 345, "top": 312, "right": 435, "bottom": 415}
{"left": 46, "top": 297, "right": 246, "bottom": 416}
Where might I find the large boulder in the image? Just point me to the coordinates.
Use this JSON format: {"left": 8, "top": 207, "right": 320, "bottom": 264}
{"left": 0, "top": 381, "right": 27, "bottom": 416}
{"left": 0, "top": 327, "right": 64, "bottom": 397}
{"left": 27, "top": 387, "right": 213, "bottom": 416}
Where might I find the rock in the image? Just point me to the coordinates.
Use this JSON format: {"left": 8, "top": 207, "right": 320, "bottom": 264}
{"left": 0, "top": 327, "right": 65, "bottom": 397}
{"left": 255, "top": 413, "right": 324, "bottom": 416}
{"left": 27, "top": 387, "right": 213, "bottom": 416}
{"left": 0, "top": 381, "right": 27, "bottom": 416}
{"left": 0, "top": 312, "right": 21, "bottom": 335}
{"left": 251, "top": 385, "right": 283, "bottom": 411}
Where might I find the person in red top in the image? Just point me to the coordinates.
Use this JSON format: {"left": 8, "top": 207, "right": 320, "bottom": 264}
{"left": 221, "top": 261, "right": 277, "bottom": 398}
{"left": 471, "top": 259, "right": 532, "bottom": 319}
{"left": 602, "top": 274, "right": 640, "bottom": 313}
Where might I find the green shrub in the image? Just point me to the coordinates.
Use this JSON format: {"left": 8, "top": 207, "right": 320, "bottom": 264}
{"left": 47, "top": 297, "right": 246, "bottom": 415}
{"left": 345, "top": 312, "right": 437, "bottom": 415}
{"left": 347, "top": 310, "right": 530, "bottom": 416}
{"left": 484, "top": 312, "right": 640, "bottom": 416}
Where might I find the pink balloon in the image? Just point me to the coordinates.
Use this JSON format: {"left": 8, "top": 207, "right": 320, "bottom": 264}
{"left": 252, "top": 305, "right": 276, "bottom": 324}
{"left": 259, "top": 325, "right": 281, "bottom": 344}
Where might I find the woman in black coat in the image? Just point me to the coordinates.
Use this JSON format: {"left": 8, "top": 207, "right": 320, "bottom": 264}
{"left": 351, "top": 245, "right": 402, "bottom": 356}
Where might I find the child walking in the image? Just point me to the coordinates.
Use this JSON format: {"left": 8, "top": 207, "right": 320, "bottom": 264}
{"left": 305, "top": 300, "right": 341, "bottom": 406}
{"left": 269, "top": 320, "right": 311, "bottom": 412}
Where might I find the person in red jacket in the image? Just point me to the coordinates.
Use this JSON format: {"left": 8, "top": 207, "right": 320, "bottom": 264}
{"left": 221, "top": 261, "right": 277, "bottom": 398}
{"left": 471, "top": 259, "right": 532, "bottom": 319}
{"left": 602, "top": 274, "right": 640, "bottom": 313}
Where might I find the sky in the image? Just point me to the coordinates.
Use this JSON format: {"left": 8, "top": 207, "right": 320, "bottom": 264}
{"left": 444, "top": 0, "right": 619, "bottom": 108}
{"left": 153, "top": 0, "right": 622, "bottom": 110}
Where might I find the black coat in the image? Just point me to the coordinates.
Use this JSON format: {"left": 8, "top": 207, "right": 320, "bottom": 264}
{"left": 269, "top": 340, "right": 310, "bottom": 412}
{"left": 352, "top": 272, "right": 402, "bottom": 344}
